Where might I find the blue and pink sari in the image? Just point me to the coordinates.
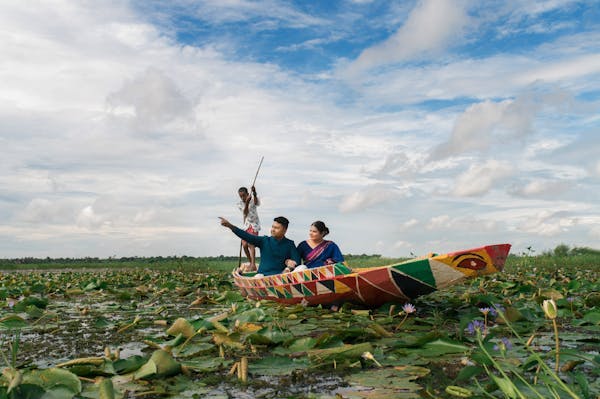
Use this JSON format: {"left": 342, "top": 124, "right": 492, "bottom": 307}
{"left": 297, "top": 240, "right": 344, "bottom": 268}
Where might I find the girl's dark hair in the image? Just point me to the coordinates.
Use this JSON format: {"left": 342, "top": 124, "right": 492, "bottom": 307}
{"left": 312, "top": 221, "right": 329, "bottom": 237}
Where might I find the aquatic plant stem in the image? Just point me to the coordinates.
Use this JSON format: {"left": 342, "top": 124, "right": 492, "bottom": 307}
{"left": 472, "top": 378, "right": 498, "bottom": 398}
{"left": 395, "top": 313, "right": 408, "bottom": 330}
{"left": 495, "top": 309, "right": 580, "bottom": 399}
{"left": 478, "top": 340, "right": 528, "bottom": 399}
{"left": 552, "top": 318, "right": 560, "bottom": 373}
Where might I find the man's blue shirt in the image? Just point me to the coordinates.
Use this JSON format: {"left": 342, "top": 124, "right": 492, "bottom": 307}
{"left": 232, "top": 227, "right": 300, "bottom": 276}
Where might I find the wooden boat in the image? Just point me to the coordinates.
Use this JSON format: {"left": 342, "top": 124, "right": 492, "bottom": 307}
{"left": 232, "top": 243, "right": 511, "bottom": 307}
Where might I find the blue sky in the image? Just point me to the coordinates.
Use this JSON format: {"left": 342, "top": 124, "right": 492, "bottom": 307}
{"left": 1, "top": 0, "right": 599, "bottom": 259}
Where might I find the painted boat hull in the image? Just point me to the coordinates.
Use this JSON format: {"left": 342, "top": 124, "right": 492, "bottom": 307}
{"left": 232, "top": 243, "right": 511, "bottom": 307}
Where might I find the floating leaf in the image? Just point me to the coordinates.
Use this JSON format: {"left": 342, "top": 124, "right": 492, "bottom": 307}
{"left": 308, "top": 342, "right": 373, "bottom": 364}
{"left": 0, "top": 314, "right": 28, "bottom": 329}
{"left": 134, "top": 350, "right": 181, "bottom": 380}
{"left": 249, "top": 356, "right": 309, "bottom": 375}
{"left": 14, "top": 297, "right": 48, "bottom": 311}
{"left": 97, "top": 377, "right": 115, "bottom": 399}
{"left": 342, "top": 367, "right": 425, "bottom": 398}
{"left": 414, "top": 339, "right": 469, "bottom": 357}
{"left": 166, "top": 318, "right": 195, "bottom": 338}
{"left": 181, "top": 357, "right": 232, "bottom": 373}
{"left": 113, "top": 356, "right": 147, "bottom": 374}
{"left": 22, "top": 368, "right": 82, "bottom": 395}
{"left": 175, "top": 342, "right": 215, "bottom": 358}
{"left": 212, "top": 332, "right": 244, "bottom": 349}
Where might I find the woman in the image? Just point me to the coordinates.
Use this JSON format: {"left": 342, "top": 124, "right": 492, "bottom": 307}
{"left": 295, "top": 221, "right": 344, "bottom": 270}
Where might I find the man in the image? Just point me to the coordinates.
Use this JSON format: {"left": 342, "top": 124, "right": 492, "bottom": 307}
{"left": 219, "top": 216, "right": 300, "bottom": 276}
{"left": 237, "top": 186, "right": 260, "bottom": 271}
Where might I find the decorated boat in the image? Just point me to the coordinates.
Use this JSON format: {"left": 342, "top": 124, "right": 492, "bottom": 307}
{"left": 232, "top": 243, "right": 511, "bottom": 307}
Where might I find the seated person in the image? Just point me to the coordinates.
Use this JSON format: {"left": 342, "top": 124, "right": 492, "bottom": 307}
{"left": 219, "top": 216, "right": 300, "bottom": 276}
{"left": 295, "top": 221, "right": 344, "bottom": 270}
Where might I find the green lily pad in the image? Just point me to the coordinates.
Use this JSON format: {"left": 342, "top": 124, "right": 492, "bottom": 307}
{"left": 175, "top": 342, "right": 215, "bottom": 358}
{"left": 22, "top": 368, "right": 82, "bottom": 395}
{"left": 414, "top": 339, "right": 469, "bottom": 357}
{"left": 113, "top": 355, "right": 147, "bottom": 374}
{"left": 0, "top": 314, "right": 28, "bottom": 329}
{"left": 308, "top": 342, "right": 373, "bottom": 364}
{"left": 14, "top": 297, "right": 48, "bottom": 311}
{"left": 134, "top": 350, "right": 181, "bottom": 380}
{"left": 247, "top": 326, "right": 293, "bottom": 345}
{"left": 249, "top": 356, "right": 309, "bottom": 375}
{"left": 166, "top": 318, "right": 196, "bottom": 338}
{"left": 181, "top": 357, "right": 232, "bottom": 373}
{"left": 341, "top": 367, "right": 426, "bottom": 398}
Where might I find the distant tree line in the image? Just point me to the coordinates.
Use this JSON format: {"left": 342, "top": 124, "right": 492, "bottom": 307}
{"left": 0, "top": 255, "right": 241, "bottom": 266}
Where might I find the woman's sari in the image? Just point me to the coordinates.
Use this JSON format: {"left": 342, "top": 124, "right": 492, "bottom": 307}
{"left": 305, "top": 240, "right": 334, "bottom": 266}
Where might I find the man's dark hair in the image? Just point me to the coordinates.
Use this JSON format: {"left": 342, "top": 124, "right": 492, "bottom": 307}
{"left": 273, "top": 216, "right": 289, "bottom": 229}
{"left": 238, "top": 187, "right": 248, "bottom": 194}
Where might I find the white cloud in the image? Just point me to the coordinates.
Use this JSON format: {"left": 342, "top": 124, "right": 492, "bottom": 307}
{"left": 338, "top": 185, "right": 398, "bottom": 213}
{"left": 517, "top": 210, "right": 578, "bottom": 237}
{"left": 431, "top": 91, "right": 552, "bottom": 159}
{"left": 21, "top": 199, "right": 75, "bottom": 224}
{"left": 76, "top": 206, "right": 108, "bottom": 230}
{"left": 346, "top": 0, "right": 469, "bottom": 74}
{"left": 508, "top": 179, "right": 574, "bottom": 198}
{"left": 106, "top": 67, "right": 194, "bottom": 133}
{"left": 187, "top": 0, "right": 327, "bottom": 27}
{"left": 453, "top": 160, "right": 514, "bottom": 197}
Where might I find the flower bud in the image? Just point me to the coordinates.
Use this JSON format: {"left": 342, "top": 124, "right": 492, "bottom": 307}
{"left": 542, "top": 299, "right": 557, "bottom": 319}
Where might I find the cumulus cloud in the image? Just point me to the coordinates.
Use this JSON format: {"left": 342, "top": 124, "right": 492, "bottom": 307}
{"left": 106, "top": 67, "right": 194, "bottom": 133}
{"left": 508, "top": 179, "right": 574, "bottom": 198}
{"left": 431, "top": 93, "right": 545, "bottom": 159}
{"left": 517, "top": 210, "right": 577, "bottom": 237}
{"left": 426, "top": 214, "right": 499, "bottom": 232}
{"left": 399, "top": 218, "right": 419, "bottom": 231}
{"left": 21, "top": 198, "right": 75, "bottom": 224}
{"left": 76, "top": 205, "right": 108, "bottom": 230}
{"left": 345, "top": 0, "right": 469, "bottom": 75}
{"left": 338, "top": 185, "right": 398, "bottom": 213}
{"left": 453, "top": 160, "right": 514, "bottom": 197}
{"left": 369, "top": 151, "right": 421, "bottom": 179}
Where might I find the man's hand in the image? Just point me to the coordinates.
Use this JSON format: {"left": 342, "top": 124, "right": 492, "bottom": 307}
{"left": 219, "top": 217, "right": 233, "bottom": 229}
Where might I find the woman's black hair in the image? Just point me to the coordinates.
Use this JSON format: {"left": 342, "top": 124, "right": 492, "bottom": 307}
{"left": 312, "top": 221, "right": 329, "bottom": 237}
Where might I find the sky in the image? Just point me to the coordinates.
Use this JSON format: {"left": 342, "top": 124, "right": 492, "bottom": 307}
{"left": 1, "top": 0, "right": 599, "bottom": 259}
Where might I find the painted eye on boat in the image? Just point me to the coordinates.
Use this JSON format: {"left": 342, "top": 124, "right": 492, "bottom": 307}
{"left": 456, "top": 257, "right": 487, "bottom": 270}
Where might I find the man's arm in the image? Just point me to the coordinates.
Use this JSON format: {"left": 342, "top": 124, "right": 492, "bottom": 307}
{"left": 283, "top": 240, "right": 301, "bottom": 272}
{"left": 219, "top": 217, "right": 262, "bottom": 246}
{"left": 251, "top": 186, "right": 260, "bottom": 206}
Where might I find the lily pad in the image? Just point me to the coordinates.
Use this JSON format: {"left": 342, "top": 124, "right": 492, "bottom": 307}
{"left": 22, "top": 368, "right": 82, "bottom": 395}
{"left": 134, "top": 350, "right": 181, "bottom": 380}
{"left": 249, "top": 356, "right": 309, "bottom": 375}
{"left": 181, "top": 357, "right": 232, "bottom": 373}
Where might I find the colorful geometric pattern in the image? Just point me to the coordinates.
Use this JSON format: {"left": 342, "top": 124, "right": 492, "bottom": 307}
{"left": 233, "top": 243, "right": 511, "bottom": 307}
